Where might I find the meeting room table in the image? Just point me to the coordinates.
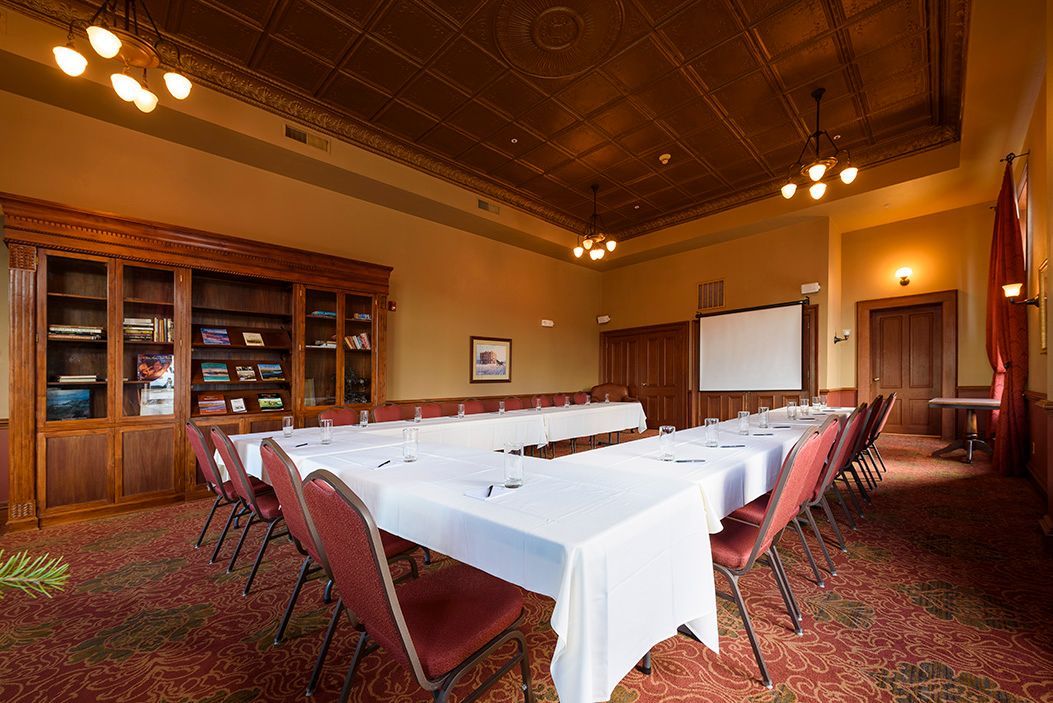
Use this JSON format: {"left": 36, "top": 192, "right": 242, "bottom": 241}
{"left": 214, "top": 425, "right": 718, "bottom": 703}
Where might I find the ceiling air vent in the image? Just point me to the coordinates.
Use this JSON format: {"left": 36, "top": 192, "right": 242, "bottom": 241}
{"left": 477, "top": 199, "right": 501, "bottom": 214}
{"left": 284, "top": 124, "right": 330, "bottom": 152}
{"left": 698, "top": 279, "right": 725, "bottom": 311}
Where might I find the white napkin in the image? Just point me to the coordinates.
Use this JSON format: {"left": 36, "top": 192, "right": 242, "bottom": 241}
{"left": 464, "top": 484, "right": 518, "bottom": 501}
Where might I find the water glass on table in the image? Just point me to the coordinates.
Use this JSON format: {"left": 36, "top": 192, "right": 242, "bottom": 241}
{"left": 535, "top": 398, "right": 542, "bottom": 412}
{"left": 799, "top": 398, "right": 810, "bottom": 417}
{"left": 282, "top": 415, "right": 294, "bottom": 437}
{"left": 503, "top": 444, "right": 524, "bottom": 488}
{"left": 819, "top": 395, "right": 828, "bottom": 411}
{"left": 758, "top": 406, "right": 770, "bottom": 429}
{"left": 359, "top": 410, "right": 369, "bottom": 428}
{"left": 320, "top": 418, "right": 333, "bottom": 445}
{"left": 812, "top": 396, "right": 822, "bottom": 412}
{"left": 704, "top": 418, "right": 719, "bottom": 447}
{"left": 414, "top": 406, "right": 423, "bottom": 423}
{"left": 604, "top": 393, "right": 610, "bottom": 403}
{"left": 658, "top": 425, "right": 676, "bottom": 461}
{"left": 499, "top": 400, "right": 506, "bottom": 415}
{"left": 457, "top": 403, "right": 465, "bottom": 419}
{"left": 402, "top": 428, "right": 419, "bottom": 462}
{"left": 737, "top": 411, "right": 750, "bottom": 435}
{"left": 564, "top": 397, "right": 571, "bottom": 408}
{"left": 787, "top": 401, "right": 797, "bottom": 420}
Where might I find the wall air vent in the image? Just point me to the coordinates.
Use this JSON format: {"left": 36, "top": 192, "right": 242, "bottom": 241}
{"left": 477, "top": 199, "right": 501, "bottom": 214}
{"left": 284, "top": 124, "right": 330, "bottom": 152}
{"left": 698, "top": 279, "right": 725, "bottom": 311}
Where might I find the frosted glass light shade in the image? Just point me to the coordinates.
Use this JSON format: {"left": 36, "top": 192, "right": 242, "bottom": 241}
{"left": 87, "top": 25, "right": 121, "bottom": 58}
{"left": 582, "top": 238, "right": 593, "bottom": 250}
{"left": 781, "top": 182, "right": 797, "bottom": 199}
{"left": 807, "top": 162, "right": 827, "bottom": 181}
{"left": 53, "top": 44, "right": 87, "bottom": 76}
{"left": 840, "top": 165, "right": 858, "bottom": 184}
{"left": 1003, "top": 283, "right": 1023, "bottom": 298}
{"left": 163, "top": 71, "right": 192, "bottom": 100}
{"left": 573, "top": 246, "right": 584, "bottom": 258}
{"left": 111, "top": 72, "right": 142, "bottom": 101}
{"left": 134, "top": 87, "right": 158, "bottom": 113}
{"left": 606, "top": 239, "right": 616, "bottom": 252}
{"left": 808, "top": 181, "right": 827, "bottom": 200}
{"left": 594, "top": 248, "right": 605, "bottom": 259}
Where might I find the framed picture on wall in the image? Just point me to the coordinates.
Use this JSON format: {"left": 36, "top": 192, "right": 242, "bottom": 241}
{"left": 470, "top": 336, "right": 512, "bottom": 383}
{"left": 1040, "top": 258, "right": 1048, "bottom": 353}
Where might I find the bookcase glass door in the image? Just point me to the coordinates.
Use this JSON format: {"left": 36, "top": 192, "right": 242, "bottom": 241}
{"left": 304, "top": 289, "right": 338, "bottom": 407}
{"left": 121, "top": 265, "right": 176, "bottom": 418}
{"left": 343, "top": 294, "right": 373, "bottom": 405}
{"left": 45, "top": 255, "right": 109, "bottom": 421}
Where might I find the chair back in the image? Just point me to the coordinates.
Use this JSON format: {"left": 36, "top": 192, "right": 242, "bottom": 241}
{"left": 439, "top": 401, "right": 461, "bottom": 417}
{"left": 551, "top": 393, "right": 570, "bottom": 406}
{"left": 419, "top": 403, "right": 442, "bottom": 419}
{"left": 463, "top": 399, "right": 486, "bottom": 414}
{"left": 871, "top": 392, "right": 897, "bottom": 441}
{"left": 481, "top": 398, "right": 502, "bottom": 412}
{"left": 260, "top": 439, "right": 322, "bottom": 562}
{"left": 854, "top": 396, "right": 883, "bottom": 455}
{"left": 573, "top": 392, "right": 589, "bottom": 405}
{"left": 805, "top": 415, "right": 843, "bottom": 500}
{"left": 319, "top": 407, "right": 359, "bottom": 426}
{"left": 503, "top": 397, "right": 524, "bottom": 411}
{"left": 811, "top": 405, "right": 866, "bottom": 502}
{"left": 373, "top": 405, "right": 402, "bottom": 423}
{"left": 590, "top": 383, "right": 630, "bottom": 402}
{"left": 185, "top": 422, "right": 233, "bottom": 501}
{"left": 211, "top": 426, "right": 266, "bottom": 515}
{"left": 531, "top": 395, "right": 552, "bottom": 408}
{"left": 302, "top": 470, "right": 427, "bottom": 683}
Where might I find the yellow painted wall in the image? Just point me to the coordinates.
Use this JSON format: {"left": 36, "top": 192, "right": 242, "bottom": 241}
{"left": 837, "top": 204, "right": 994, "bottom": 388}
{"left": 1021, "top": 81, "right": 1048, "bottom": 395}
{"left": 0, "top": 90, "right": 602, "bottom": 413}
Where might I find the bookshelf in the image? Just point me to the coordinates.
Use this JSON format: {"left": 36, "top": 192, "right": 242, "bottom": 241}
{"left": 3, "top": 193, "right": 391, "bottom": 529}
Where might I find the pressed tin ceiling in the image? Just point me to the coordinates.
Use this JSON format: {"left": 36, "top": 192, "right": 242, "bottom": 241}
{"left": 11, "top": 0, "right": 968, "bottom": 238}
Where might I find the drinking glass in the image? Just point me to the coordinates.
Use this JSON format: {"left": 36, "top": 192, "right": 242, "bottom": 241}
{"left": 787, "top": 401, "right": 797, "bottom": 420}
{"left": 457, "top": 403, "right": 465, "bottom": 419}
{"left": 737, "top": 411, "right": 750, "bottom": 435}
{"left": 704, "top": 417, "right": 719, "bottom": 447}
{"left": 812, "top": 396, "right": 822, "bottom": 412}
{"left": 658, "top": 425, "right": 676, "bottom": 461}
{"left": 359, "top": 410, "right": 369, "bottom": 428}
{"left": 604, "top": 393, "right": 610, "bottom": 403}
{"left": 535, "top": 398, "right": 542, "bottom": 412}
{"left": 758, "top": 406, "right": 770, "bottom": 429}
{"left": 498, "top": 400, "right": 506, "bottom": 415}
{"left": 282, "top": 415, "right": 294, "bottom": 437}
{"left": 564, "top": 397, "right": 571, "bottom": 408}
{"left": 402, "top": 428, "right": 419, "bottom": 462}
{"left": 799, "top": 398, "right": 810, "bottom": 417}
{"left": 503, "top": 444, "right": 524, "bottom": 488}
{"left": 585, "top": 395, "right": 592, "bottom": 405}
{"left": 320, "top": 418, "right": 333, "bottom": 445}
{"left": 414, "top": 406, "right": 423, "bottom": 423}
{"left": 819, "top": 395, "right": 828, "bottom": 411}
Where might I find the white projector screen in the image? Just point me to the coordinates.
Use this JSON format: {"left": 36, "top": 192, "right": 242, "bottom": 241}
{"left": 699, "top": 304, "right": 803, "bottom": 391}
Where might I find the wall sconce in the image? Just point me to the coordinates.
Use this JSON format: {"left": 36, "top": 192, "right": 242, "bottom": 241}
{"left": 895, "top": 267, "right": 912, "bottom": 286}
{"left": 1003, "top": 282, "right": 1039, "bottom": 306}
{"left": 833, "top": 328, "right": 851, "bottom": 344}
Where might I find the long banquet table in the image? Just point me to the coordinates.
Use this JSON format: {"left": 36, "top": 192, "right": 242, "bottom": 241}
{"left": 216, "top": 425, "right": 717, "bottom": 703}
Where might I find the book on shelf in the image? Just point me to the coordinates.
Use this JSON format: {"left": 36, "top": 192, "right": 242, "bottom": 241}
{"left": 123, "top": 317, "right": 173, "bottom": 342}
{"left": 350, "top": 312, "right": 372, "bottom": 321}
{"left": 201, "top": 362, "right": 230, "bottom": 382}
{"left": 257, "top": 392, "right": 284, "bottom": 411}
{"left": 200, "top": 327, "right": 231, "bottom": 345}
{"left": 55, "top": 374, "right": 99, "bottom": 383}
{"left": 257, "top": 363, "right": 285, "bottom": 381}
{"left": 48, "top": 324, "right": 104, "bottom": 340}
{"left": 308, "top": 340, "right": 337, "bottom": 349}
{"left": 137, "top": 354, "right": 174, "bottom": 388}
{"left": 242, "top": 331, "right": 265, "bottom": 347}
{"left": 46, "top": 388, "right": 91, "bottom": 421}
{"left": 139, "top": 387, "right": 174, "bottom": 416}
{"left": 309, "top": 310, "right": 337, "bottom": 318}
{"left": 198, "top": 393, "right": 227, "bottom": 415}
{"left": 235, "top": 366, "right": 257, "bottom": 382}
{"left": 344, "top": 333, "right": 372, "bottom": 350}
{"left": 229, "top": 397, "right": 247, "bottom": 414}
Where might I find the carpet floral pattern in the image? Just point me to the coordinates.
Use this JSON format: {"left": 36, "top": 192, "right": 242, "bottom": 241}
{"left": 1, "top": 435, "right": 1051, "bottom": 702}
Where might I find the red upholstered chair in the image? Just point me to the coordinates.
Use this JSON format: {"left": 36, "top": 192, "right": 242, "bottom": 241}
{"left": 551, "top": 393, "right": 570, "bottom": 407}
{"left": 862, "top": 392, "right": 897, "bottom": 477}
{"left": 503, "top": 397, "right": 524, "bottom": 411}
{"left": 710, "top": 428, "right": 827, "bottom": 687}
{"left": 439, "top": 401, "right": 461, "bottom": 417}
{"left": 531, "top": 395, "right": 552, "bottom": 408}
{"left": 463, "top": 400, "right": 486, "bottom": 415}
{"left": 260, "top": 441, "right": 421, "bottom": 696}
{"left": 373, "top": 405, "right": 402, "bottom": 423}
{"left": 573, "top": 392, "right": 589, "bottom": 405}
{"left": 319, "top": 407, "right": 360, "bottom": 426}
{"left": 481, "top": 398, "right": 502, "bottom": 412}
{"left": 419, "top": 403, "right": 443, "bottom": 419}
{"left": 589, "top": 383, "right": 634, "bottom": 402}
{"left": 301, "top": 470, "right": 534, "bottom": 703}
{"left": 185, "top": 422, "right": 273, "bottom": 563}
{"left": 806, "top": 405, "right": 869, "bottom": 551}
{"left": 211, "top": 426, "right": 288, "bottom": 596}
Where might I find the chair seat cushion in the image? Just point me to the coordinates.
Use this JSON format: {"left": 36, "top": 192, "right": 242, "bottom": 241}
{"left": 219, "top": 476, "right": 272, "bottom": 502}
{"left": 253, "top": 490, "right": 283, "bottom": 521}
{"left": 380, "top": 531, "right": 417, "bottom": 559}
{"left": 393, "top": 564, "right": 523, "bottom": 679}
{"left": 710, "top": 519, "right": 761, "bottom": 571}
{"left": 728, "top": 494, "right": 770, "bottom": 525}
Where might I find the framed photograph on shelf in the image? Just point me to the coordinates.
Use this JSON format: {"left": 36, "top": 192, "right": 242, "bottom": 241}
{"left": 469, "top": 336, "right": 511, "bottom": 383}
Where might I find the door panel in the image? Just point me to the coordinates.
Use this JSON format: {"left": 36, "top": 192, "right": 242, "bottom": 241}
{"left": 871, "top": 304, "right": 942, "bottom": 434}
{"left": 601, "top": 324, "right": 688, "bottom": 430}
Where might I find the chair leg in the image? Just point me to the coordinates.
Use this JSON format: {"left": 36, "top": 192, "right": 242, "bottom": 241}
{"left": 322, "top": 578, "right": 334, "bottom": 604}
{"left": 819, "top": 495, "right": 848, "bottom": 552}
{"left": 845, "top": 464, "right": 872, "bottom": 506}
{"left": 830, "top": 483, "right": 858, "bottom": 529}
{"left": 804, "top": 508, "right": 837, "bottom": 576}
{"left": 718, "top": 567, "right": 773, "bottom": 689}
{"left": 243, "top": 518, "right": 279, "bottom": 596}
{"left": 762, "top": 552, "right": 802, "bottom": 633}
{"left": 227, "top": 512, "right": 255, "bottom": 573}
{"left": 209, "top": 502, "right": 240, "bottom": 563}
{"left": 307, "top": 599, "right": 343, "bottom": 697}
{"left": 865, "top": 448, "right": 884, "bottom": 481}
{"left": 422, "top": 548, "right": 432, "bottom": 565}
{"left": 195, "top": 494, "right": 223, "bottom": 549}
{"left": 517, "top": 632, "right": 535, "bottom": 703}
{"left": 769, "top": 545, "right": 802, "bottom": 627}
{"left": 791, "top": 518, "right": 824, "bottom": 588}
{"left": 636, "top": 650, "right": 652, "bottom": 675}
{"left": 275, "top": 556, "right": 311, "bottom": 645}
{"left": 873, "top": 444, "right": 889, "bottom": 473}
{"left": 857, "top": 456, "right": 877, "bottom": 489}
{"left": 339, "top": 631, "right": 370, "bottom": 703}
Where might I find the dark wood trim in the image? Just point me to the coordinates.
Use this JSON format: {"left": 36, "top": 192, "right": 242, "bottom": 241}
{"left": 6, "top": 242, "right": 37, "bottom": 530}
{"left": 856, "top": 290, "right": 958, "bottom": 439}
{"left": 602, "top": 321, "right": 693, "bottom": 430}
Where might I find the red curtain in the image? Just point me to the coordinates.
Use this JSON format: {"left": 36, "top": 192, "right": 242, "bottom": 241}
{"left": 985, "top": 164, "right": 1029, "bottom": 474}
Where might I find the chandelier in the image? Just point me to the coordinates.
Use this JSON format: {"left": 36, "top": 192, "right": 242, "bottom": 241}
{"left": 573, "top": 184, "right": 617, "bottom": 261}
{"left": 780, "top": 87, "right": 858, "bottom": 201}
{"left": 51, "top": 0, "right": 192, "bottom": 113}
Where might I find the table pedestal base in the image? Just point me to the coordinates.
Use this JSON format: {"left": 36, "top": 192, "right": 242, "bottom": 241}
{"left": 931, "top": 408, "right": 992, "bottom": 463}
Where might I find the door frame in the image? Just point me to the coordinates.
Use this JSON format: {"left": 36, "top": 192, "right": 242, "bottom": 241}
{"left": 599, "top": 321, "right": 691, "bottom": 430}
{"left": 856, "top": 290, "right": 958, "bottom": 438}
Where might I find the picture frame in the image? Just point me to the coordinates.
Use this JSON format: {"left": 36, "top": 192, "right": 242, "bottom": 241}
{"left": 469, "top": 336, "right": 512, "bottom": 383}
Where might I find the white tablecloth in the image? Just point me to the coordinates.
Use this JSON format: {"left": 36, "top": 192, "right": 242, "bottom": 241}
{"left": 537, "top": 401, "right": 648, "bottom": 441}
{"left": 218, "top": 432, "right": 718, "bottom": 703}
{"left": 557, "top": 408, "right": 848, "bottom": 533}
{"left": 362, "top": 411, "right": 549, "bottom": 451}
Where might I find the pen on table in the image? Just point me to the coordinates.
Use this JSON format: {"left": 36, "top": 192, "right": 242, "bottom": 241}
{"left": 293, "top": 442, "right": 308, "bottom": 447}
{"left": 674, "top": 458, "right": 707, "bottom": 463}
{"left": 486, "top": 484, "right": 494, "bottom": 497}
{"left": 376, "top": 459, "right": 390, "bottom": 468}
{"left": 720, "top": 444, "right": 746, "bottom": 448}
{"left": 753, "top": 432, "right": 774, "bottom": 436}
{"left": 773, "top": 425, "right": 792, "bottom": 429}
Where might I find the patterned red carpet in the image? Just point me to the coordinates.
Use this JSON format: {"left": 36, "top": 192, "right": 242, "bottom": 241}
{"left": 1, "top": 435, "right": 1052, "bottom": 703}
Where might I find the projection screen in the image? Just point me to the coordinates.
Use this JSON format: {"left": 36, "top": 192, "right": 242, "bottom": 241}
{"left": 699, "top": 303, "right": 803, "bottom": 391}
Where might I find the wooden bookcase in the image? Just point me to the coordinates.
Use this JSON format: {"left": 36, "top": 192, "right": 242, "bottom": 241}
{"left": 2, "top": 193, "right": 391, "bottom": 529}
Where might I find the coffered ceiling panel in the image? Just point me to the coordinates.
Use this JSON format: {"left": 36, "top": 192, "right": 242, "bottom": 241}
{"left": 13, "top": 0, "right": 968, "bottom": 238}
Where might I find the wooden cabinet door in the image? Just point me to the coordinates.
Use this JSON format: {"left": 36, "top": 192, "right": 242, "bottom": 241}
{"left": 871, "top": 304, "right": 943, "bottom": 434}
{"left": 39, "top": 430, "right": 114, "bottom": 513}
{"left": 118, "top": 424, "right": 178, "bottom": 498}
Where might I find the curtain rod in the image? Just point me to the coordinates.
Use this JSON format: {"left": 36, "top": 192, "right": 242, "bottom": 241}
{"left": 1001, "top": 151, "right": 1030, "bottom": 164}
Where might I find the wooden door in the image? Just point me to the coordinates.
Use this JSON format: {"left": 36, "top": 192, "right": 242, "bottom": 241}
{"left": 870, "top": 304, "right": 942, "bottom": 434}
{"left": 601, "top": 323, "right": 689, "bottom": 429}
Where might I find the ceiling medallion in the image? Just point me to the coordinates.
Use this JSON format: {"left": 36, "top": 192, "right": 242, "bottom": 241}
{"left": 495, "top": 0, "right": 624, "bottom": 79}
